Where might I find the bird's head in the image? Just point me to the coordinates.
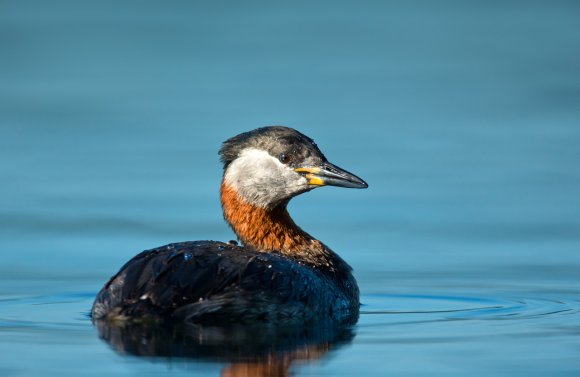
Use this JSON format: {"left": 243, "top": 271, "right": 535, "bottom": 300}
{"left": 219, "top": 126, "right": 367, "bottom": 209}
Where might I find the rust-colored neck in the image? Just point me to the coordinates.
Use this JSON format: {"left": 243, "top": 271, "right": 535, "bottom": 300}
{"left": 221, "top": 182, "right": 321, "bottom": 255}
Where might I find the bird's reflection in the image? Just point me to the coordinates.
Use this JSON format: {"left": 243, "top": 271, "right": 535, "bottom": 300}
{"left": 94, "top": 317, "right": 356, "bottom": 377}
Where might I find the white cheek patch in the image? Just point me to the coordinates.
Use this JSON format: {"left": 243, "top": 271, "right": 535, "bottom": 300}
{"left": 224, "top": 148, "right": 281, "bottom": 187}
{"left": 224, "top": 148, "right": 309, "bottom": 208}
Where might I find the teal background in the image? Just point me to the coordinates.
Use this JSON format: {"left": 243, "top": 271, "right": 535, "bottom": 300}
{"left": 1, "top": 1, "right": 580, "bottom": 376}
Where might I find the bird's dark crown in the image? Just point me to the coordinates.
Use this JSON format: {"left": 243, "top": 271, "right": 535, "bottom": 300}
{"left": 219, "top": 126, "right": 326, "bottom": 170}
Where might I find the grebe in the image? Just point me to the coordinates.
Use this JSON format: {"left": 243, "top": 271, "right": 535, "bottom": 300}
{"left": 92, "top": 126, "right": 367, "bottom": 324}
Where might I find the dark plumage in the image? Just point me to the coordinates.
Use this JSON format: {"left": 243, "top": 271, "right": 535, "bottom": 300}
{"left": 92, "top": 126, "right": 367, "bottom": 324}
{"left": 219, "top": 126, "right": 325, "bottom": 170}
{"left": 92, "top": 241, "right": 357, "bottom": 324}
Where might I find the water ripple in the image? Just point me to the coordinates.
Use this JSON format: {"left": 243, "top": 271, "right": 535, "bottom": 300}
{"left": 360, "top": 293, "right": 580, "bottom": 321}
{"left": 1, "top": 292, "right": 579, "bottom": 330}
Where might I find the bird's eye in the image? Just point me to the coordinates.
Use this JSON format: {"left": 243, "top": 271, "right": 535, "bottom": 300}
{"left": 278, "top": 153, "right": 291, "bottom": 164}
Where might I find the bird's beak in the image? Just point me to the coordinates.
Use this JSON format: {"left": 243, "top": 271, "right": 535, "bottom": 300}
{"left": 295, "top": 162, "right": 368, "bottom": 189}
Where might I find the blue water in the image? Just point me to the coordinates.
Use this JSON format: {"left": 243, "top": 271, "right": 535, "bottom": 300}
{"left": 1, "top": 1, "right": 580, "bottom": 376}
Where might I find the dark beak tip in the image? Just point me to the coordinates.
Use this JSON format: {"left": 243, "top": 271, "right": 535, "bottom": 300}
{"left": 350, "top": 179, "right": 368, "bottom": 189}
{"left": 316, "top": 161, "right": 369, "bottom": 190}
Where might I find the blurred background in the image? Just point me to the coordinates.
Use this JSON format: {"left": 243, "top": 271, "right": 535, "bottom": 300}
{"left": 1, "top": 1, "right": 580, "bottom": 376}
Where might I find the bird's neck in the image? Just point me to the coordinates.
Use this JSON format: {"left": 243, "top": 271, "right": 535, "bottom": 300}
{"left": 220, "top": 182, "right": 321, "bottom": 256}
{"left": 220, "top": 181, "right": 357, "bottom": 297}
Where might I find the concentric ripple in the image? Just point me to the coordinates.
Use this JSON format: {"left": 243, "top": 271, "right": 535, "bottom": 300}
{"left": 1, "top": 292, "right": 579, "bottom": 330}
{"left": 360, "top": 293, "right": 580, "bottom": 322}
{"left": 0, "top": 293, "right": 94, "bottom": 329}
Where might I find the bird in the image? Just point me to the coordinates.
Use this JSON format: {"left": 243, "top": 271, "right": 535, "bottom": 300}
{"left": 91, "top": 126, "right": 368, "bottom": 324}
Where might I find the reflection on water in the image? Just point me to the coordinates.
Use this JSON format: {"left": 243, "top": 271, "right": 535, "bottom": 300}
{"left": 2, "top": 292, "right": 580, "bottom": 375}
{"left": 95, "top": 319, "right": 355, "bottom": 377}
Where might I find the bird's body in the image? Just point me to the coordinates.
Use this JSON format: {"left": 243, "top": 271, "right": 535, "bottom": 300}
{"left": 91, "top": 241, "right": 357, "bottom": 323}
{"left": 92, "top": 126, "right": 367, "bottom": 324}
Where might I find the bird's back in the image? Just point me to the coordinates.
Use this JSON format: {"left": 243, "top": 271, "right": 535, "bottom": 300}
{"left": 92, "top": 241, "right": 358, "bottom": 324}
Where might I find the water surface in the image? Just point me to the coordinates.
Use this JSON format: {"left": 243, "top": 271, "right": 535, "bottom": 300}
{"left": 1, "top": 1, "right": 580, "bottom": 376}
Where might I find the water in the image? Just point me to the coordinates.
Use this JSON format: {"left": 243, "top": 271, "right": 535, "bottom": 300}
{"left": 1, "top": 1, "right": 580, "bottom": 376}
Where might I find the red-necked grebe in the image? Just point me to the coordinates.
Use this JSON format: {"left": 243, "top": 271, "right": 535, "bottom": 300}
{"left": 91, "top": 126, "right": 368, "bottom": 324}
